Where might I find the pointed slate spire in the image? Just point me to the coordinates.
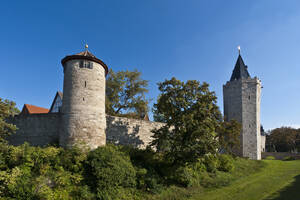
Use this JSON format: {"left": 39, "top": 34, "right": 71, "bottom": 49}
{"left": 230, "top": 54, "right": 251, "bottom": 81}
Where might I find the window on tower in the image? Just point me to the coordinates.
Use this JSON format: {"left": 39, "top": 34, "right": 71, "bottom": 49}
{"left": 79, "top": 60, "right": 93, "bottom": 69}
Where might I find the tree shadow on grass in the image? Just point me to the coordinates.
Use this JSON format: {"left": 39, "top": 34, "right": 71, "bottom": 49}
{"left": 265, "top": 175, "right": 300, "bottom": 200}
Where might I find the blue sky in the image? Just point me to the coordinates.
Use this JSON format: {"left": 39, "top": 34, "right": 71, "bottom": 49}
{"left": 1, "top": 1, "right": 299, "bottom": 130}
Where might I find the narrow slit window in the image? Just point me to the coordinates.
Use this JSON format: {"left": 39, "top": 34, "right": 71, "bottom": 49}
{"left": 248, "top": 96, "right": 250, "bottom": 100}
{"left": 83, "top": 97, "right": 85, "bottom": 101}
{"left": 79, "top": 60, "right": 84, "bottom": 68}
{"left": 85, "top": 81, "right": 87, "bottom": 88}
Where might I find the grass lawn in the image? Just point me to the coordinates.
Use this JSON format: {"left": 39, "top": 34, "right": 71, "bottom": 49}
{"left": 151, "top": 160, "right": 300, "bottom": 200}
{"left": 190, "top": 160, "right": 300, "bottom": 200}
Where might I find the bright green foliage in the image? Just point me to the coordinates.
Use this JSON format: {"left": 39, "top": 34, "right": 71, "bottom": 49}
{"left": 218, "top": 120, "right": 241, "bottom": 156}
{"left": 265, "top": 156, "right": 276, "bottom": 160}
{"left": 203, "top": 154, "right": 219, "bottom": 173}
{"left": 0, "top": 142, "right": 267, "bottom": 200}
{"left": 171, "top": 160, "right": 207, "bottom": 187}
{"left": 0, "top": 98, "right": 19, "bottom": 142}
{"left": 267, "top": 127, "right": 299, "bottom": 152}
{"left": 106, "top": 69, "right": 149, "bottom": 119}
{"left": 151, "top": 78, "right": 222, "bottom": 165}
{"left": 0, "top": 143, "right": 93, "bottom": 200}
{"left": 84, "top": 145, "right": 137, "bottom": 200}
{"left": 170, "top": 155, "right": 234, "bottom": 188}
{"left": 217, "top": 154, "right": 234, "bottom": 172}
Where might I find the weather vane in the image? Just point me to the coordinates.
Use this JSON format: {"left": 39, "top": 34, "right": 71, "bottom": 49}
{"left": 237, "top": 45, "right": 241, "bottom": 55}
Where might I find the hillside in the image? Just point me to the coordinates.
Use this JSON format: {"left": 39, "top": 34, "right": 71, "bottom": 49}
{"left": 152, "top": 160, "right": 300, "bottom": 200}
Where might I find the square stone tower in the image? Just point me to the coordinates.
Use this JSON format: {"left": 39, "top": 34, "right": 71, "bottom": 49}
{"left": 223, "top": 53, "right": 262, "bottom": 160}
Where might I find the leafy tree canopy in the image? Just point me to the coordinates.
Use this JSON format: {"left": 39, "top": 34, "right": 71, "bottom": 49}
{"left": 151, "top": 77, "right": 222, "bottom": 165}
{"left": 266, "top": 127, "right": 300, "bottom": 152}
{"left": 106, "top": 69, "right": 149, "bottom": 119}
{"left": 217, "top": 120, "right": 241, "bottom": 156}
{"left": 0, "top": 98, "right": 19, "bottom": 142}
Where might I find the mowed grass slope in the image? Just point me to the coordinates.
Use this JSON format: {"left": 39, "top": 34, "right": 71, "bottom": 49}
{"left": 150, "top": 160, "right": 300, "bottom": 200}
{"left": 190, "top": 160, "right": 300, "bottom": 200}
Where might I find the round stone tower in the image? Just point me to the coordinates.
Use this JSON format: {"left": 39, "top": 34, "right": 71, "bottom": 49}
{"left": 60, "top": 46, "right": 108, "bottom": 149}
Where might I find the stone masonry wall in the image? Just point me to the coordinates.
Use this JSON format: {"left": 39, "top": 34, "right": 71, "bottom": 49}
{"left": 7, "top": 114, "right": 164, "bottom": 149}
{"left": 106, "top": 115, "right": 164, "bottom": 148}
{"left": 223, "top": 80, "right": 243, "bottom": 156}
{"left": 60, "top": 59, "right": 106, "bottom": 149}
{"left": 223, "top": 77, "right": 262, "bottom": 160}
{"left": 7, "top": 113, "right": 60, "bottom": 146}
{"left": 261, "top": 135, "right": 266, "bottom": 152}
{"left": 241, "top": 78, "right": 261, "bottom": 160}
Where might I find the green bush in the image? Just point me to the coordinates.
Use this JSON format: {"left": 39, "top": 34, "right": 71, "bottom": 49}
{"left": 218, "top": 154, "right": 234, "bottom": 172}
{"left": 0, "top": 142, "right": 266, "bottom": 199}
{"left": 0, "top": 143, "right": 92, "bottom": 200}
{"left": 265, "top": 156, "right": 276, "bottom": 160}
{"left": 84, "top": 145, "right": 137, "bottom": 199}
{"left": 121, "top": 146, "right": 165, "bottom": 193}
{"left": 283, "top": 156, "right": 296, "bottom": 161}
{"left": 171, "top": 159, "right": 207, "bottom": 187}
{"left": 203, "top": 154, "right": 218, "bottom": 173}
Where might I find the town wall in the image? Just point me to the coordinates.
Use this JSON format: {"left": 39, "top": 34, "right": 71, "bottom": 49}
{"left": 106, "top": 115, "right": 164, "bottom": 148}
{"left": 8, "top": 114, "right": 164, "bottom": 148}
{"left": 7, "top": 113, "right": 60, "bottom": 146}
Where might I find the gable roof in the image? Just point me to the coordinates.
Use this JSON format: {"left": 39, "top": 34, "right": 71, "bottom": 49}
{"left": 21, "top": 104, "right": 49, "bottom": 115}
{"left": 49, "top": 91, "right": 63, "bottom": 112}
{"left": 230, "top": 54, "right": 251, "bottom": 81}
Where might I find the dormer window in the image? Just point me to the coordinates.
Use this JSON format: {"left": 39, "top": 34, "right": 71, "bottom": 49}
{"left": 79, "top": 60, "right": 93, "bottom": 69}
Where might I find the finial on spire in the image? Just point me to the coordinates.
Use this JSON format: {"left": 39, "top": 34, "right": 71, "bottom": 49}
{"left": 85, "top": 44, "right": 89, "bottom": 50}
{"left": 237, "top": 45, "right": 241, "bottom": 55}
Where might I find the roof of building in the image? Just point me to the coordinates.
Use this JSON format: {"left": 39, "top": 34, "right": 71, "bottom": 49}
{"left": 57, "top": 91, "right": 63, "bottom": 99}
{"left": 21, "top": 104, "right": 49, "bottom": 115}
{"left": 61, "top": 49, "right": 108, "bottom": 76}
{"left": 49, "top": 91, "right": 63, "bottom": 112}
{"left": 230, "top": 54, "right": 251, "bottom": 81}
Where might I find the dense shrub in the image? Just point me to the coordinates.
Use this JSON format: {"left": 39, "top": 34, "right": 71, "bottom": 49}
{"left": 171, "top": 155, "right": 235, "bottom": 188}
{"left": 120, "top": 146, "right": 165, "bottom": 193}
{"left": 217, "top": 154, "right": 234, "bottom": 172}
{"left": 0, "top": 143, "right": 92, "bottom": 200}
{"left": 172, "top": 164, "right": 202, "bottom": 187}
{"left": 283, "top": 156, "right": 296, "bottom": 161}
{"left": 265, "top": 156, "right": 276, "bottom": 160}
{"left": 84, "top": 145, "right": 137, "bottom": 199}
{"left": 203, "top": 154, "right": 219, "bottom": 173}
{"left": 0, "top": 142, "right": 264, "bottom": 199}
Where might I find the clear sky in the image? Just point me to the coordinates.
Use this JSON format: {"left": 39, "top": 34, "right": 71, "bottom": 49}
{"left": 1, "top": 1, "right": 299, "bottom": 130}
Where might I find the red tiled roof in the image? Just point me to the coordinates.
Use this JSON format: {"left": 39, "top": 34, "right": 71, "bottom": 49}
{"left": 21, "top": 104, "right": 49, "bottom": 114}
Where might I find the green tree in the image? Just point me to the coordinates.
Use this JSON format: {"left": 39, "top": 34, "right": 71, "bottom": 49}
{"left": 151, "top": 78, "right": 222, "bottom": 165}
{"left": 106, "top": 69, "right": 149, "bottom": 119}
{"left": 267, "top": 127, "right": 298, "bottom": 152}
{"left": 0, "top": 98, "right": 19, "bottom": 142}
{"left": 217, "top": 120, "right": 241, "bottom": 156}
{"left": 85, "top": 145, "right": 136, "bottom": 199}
